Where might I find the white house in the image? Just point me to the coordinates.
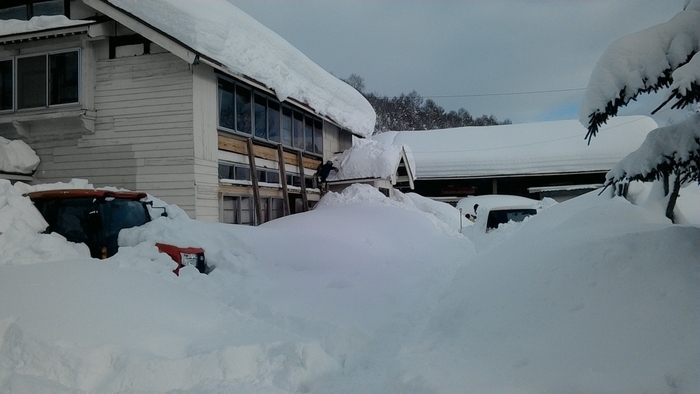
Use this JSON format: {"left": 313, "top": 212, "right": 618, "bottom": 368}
{"left": 373, "top": 115, "right": 659, "bottom": 202}
{"left": 0, "top": 0, "right": 375, "bottom": 224}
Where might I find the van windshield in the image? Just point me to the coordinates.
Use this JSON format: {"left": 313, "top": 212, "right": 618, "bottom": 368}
{"left": 486, "top": 208, "right": 537, "bottom": 230}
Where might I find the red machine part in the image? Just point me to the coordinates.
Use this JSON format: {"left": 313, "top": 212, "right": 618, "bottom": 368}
{"left": 155, "top": 243, "right": 206, "bottom": 275}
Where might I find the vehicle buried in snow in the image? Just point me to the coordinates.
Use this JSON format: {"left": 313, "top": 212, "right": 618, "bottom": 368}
{"left": 26, "top": 189, "right": 208, "bottom": 275}
{"left": 457, "top": 194, "right": 541, "bottom": 232}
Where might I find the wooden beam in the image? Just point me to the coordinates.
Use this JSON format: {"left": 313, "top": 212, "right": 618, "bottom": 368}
{"left": 218, "top": 134, "right": 321, "bottom": 169}
{"left": 277, "top": 144, "right": 291, "bottom": 216}
{"left": 297, "top": 151, "right": 308, "bottom": 212}
{"left": 247, "top": 138, "right": 264, "bottom": 225}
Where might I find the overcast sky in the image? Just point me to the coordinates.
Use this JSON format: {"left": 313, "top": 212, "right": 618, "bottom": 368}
{"left": 228, "top": 0, "right": 688, "bottom": 125}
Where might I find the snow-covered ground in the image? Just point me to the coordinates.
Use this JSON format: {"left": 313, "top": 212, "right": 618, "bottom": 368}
{"left": 0, "top": 179, "right": 698, "bottom": 393}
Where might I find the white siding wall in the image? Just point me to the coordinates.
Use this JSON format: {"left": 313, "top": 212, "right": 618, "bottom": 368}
{"left": 22, "top": 50, "right": 199, "bottom": 217}
{"left": 91, "top": 52, "right": 197, "bottom": 214}
{"left": 191, "top": 64, "right": 220, "bottom": 221}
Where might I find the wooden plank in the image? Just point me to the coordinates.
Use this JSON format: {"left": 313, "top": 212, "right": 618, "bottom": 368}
{"left": 95, "top": 95, "right": 193, "bottom": 111}
{"left": 218, "top": 134, "right": 322, "bottom": 170}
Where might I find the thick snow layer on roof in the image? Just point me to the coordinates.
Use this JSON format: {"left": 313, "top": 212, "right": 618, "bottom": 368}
{"left": 579, "top": 1, "right": 700, "bottom": 124}
{"left": 0, "top": 15, "right": 92, "bottom": 36}
{"left": 608, "top": 113, "right": 700, "bottom": 182}
{"left": 107, "top": 0, "right": 376, "bottom": 137}
{"left": 326, "top": 139, "right": 414, "bottom": 181}
{"left": 0, "top": 137, "right": 39, "bottom": 175}
{"left": 372, "top": 116, "right": 658, "bottom": 179}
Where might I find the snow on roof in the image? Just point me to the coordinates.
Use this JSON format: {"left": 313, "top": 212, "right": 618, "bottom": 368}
{"left": 105, "top": 0, "right": 376, "bottom": 138}
{"left": 326, "top": 139, "right": 415, "bottom": 182}
{"left": 0, "top": 15, "right": 92, "bottom": 37}
{"left": 0, "top": 137, "right": 39, "bottom": 175}
{"left": 372, "top": 115, "right": 659, "bottom": 179}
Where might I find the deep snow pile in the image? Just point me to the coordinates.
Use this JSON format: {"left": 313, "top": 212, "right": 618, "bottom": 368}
{"left": 0, "top": 180, "right": 698, "bottom": 393}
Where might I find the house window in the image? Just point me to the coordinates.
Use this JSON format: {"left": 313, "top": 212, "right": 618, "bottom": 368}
{"left": 0, "top": 5, "right": 27, "bottom": 20}
{"left": 281, "top": 106, "right": 292, "bottom": 146}
{"left": 254, "top": 94, "right": 267, "bottom": 139}
{"left": 5, "top": 49, "right": 80, "bottom": 111}
{"left": 222, "top": 196, "right": 254, "bottom": 225}
{"left": 0, "top": 1, "right": 66, "bottom": 20}
{"left": 217, "top": 76, "right": 324, "bottom": 156}
{"left": 218, "top": 79, "right": 235, "bottom": 130}
{"left": 17, "top": 55, "right": 46, "bottom": 109}
{"left": 293, "top": 110, "right": 304, "bottom": 150}
{"left": 49, "top": 51, "right": 79, "bottom": 105}
{"left": 236, "top": 85, "right": 252, "bottom": 134}
{"left": 314, "top": 119, "right": 323, "bottom": 154}
{"left": 32, "top": 0, "right": 64, "bottom": 17}
{"left": 0, "top": 60, "right": 12, "bottom": 111}
{"left": 268, "top": 100, "right": 280, "bottom": 142}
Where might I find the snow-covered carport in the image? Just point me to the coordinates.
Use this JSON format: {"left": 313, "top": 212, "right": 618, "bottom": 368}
{"left": 373, "top": 115, "right": 659, "bottom": 202}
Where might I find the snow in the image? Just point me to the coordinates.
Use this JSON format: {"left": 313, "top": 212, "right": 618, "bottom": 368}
{"left": 372, "top": 115, "right": 658, "bottom": 179}
{"left": 0, "top": 177, "right": 698, "bottom": 393}
{"left": 105, "top": 0, "right": 376, "bottom": 138}
{"left": 0, "top": 137, "right": 40, "bottom": 175}
{"left": 607, "top": 113, "right": 700, "bottom": 183}
{"left": 579, "top": 0, "right": 700, "bottom": 124}
{"left": 0, "top": 15, "right": 92, "bottom": 37}
{"left": 326, "top": 139, "right": 414, "bottom": 181}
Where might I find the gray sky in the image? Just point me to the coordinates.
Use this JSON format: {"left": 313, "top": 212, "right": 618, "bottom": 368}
{"left": 228, "top": 0, "right": 687, "bottom": 125}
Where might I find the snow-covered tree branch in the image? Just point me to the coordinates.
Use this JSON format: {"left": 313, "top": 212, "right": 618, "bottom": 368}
{"left": 580, "top": 0, "right": 700, "bottom": 222}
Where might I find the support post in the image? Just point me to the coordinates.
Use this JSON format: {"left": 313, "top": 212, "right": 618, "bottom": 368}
{"left": 247, "top": 138, "right": 264, "bottom": 225}
{"left": 277, "top": 144, "right": 291, "bottom": 216}
{"left": 297, "top": 151, "right": 309, "bottom": 212}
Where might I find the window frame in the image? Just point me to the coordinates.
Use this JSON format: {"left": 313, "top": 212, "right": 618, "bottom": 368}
{"left": 216, "top": 75, "right": 325, "bottom": 157}
{"left": 1, "top": 48, "right": 81, "bottom": 113}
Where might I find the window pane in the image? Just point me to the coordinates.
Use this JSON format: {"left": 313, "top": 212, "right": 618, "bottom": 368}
{"left": 270, "top": 198, "right": 284, "bottom": 220}
{"left": 293, "top": 111, "right": 304, "bottom": 149}
{"left": 17, "top": 55, "right": 46, "bottom": 109}
{"left": 32, "top": 0, "right": 65, "bottom": 17}
{"left": 257, "top": 170, "right": 266, "bottom": 183}
{"left": 254, "top": 94, "right": 267, "bottom": 139}
{"left": 268, "top": 100, "right": 280, "bottom": 142}
{"left": 304, "top": 116, "right": 314, "bottom": 152}
{"left": 0, "top": 6, "right": 28, "bottom": 20}
{"left": 266, "top": 170, "right": 279, "bottom": 184}
{"left": 236, "top": 85, "right": 251, "bottom": 134}
{"left": 281, "top": 107, "right": 292, "bottom": 146}
{"left": 314, "top": 119, "right": 323, "bottom": 154}
{"left": 49, "top": 51, "right": 79, "bottom": 105}
{"left": 260, "top": 198, "right": 268, "bottom": 223}
{"left": 218, "top": 79, "right": 235, "bottom": 130}
{"left": 240, "top": 197, "right": 253, "bottom": 225}
{"left": 0, "top": 60, "right": 12, "bottom": 111}
{"left": 222, "top": 196, "right": 237, "bottom": 224}
{"left": 218, "top": 163, "right": 233, "bottom": 179}
{"left": 234, "top": 166, "right": 250, "bottom": 181}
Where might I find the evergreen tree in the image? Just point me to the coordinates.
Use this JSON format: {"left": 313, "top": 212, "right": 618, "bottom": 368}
{"left": 343, "top": 74, "right": 510, "bottom": 134}
{"left": 580, "top": 1, "right": 700, "bottom": 222}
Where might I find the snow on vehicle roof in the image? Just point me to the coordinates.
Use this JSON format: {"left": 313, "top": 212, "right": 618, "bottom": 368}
{"left": 105, "top": 0, "right": 376, "bottom": 138}
{"left": 372, "top": 115, "right": 658, "bottom": 179}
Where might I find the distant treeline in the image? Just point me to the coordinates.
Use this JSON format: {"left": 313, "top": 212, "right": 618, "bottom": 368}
{"left": 344, "top": 74, "right": 510, "bottom": 134}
